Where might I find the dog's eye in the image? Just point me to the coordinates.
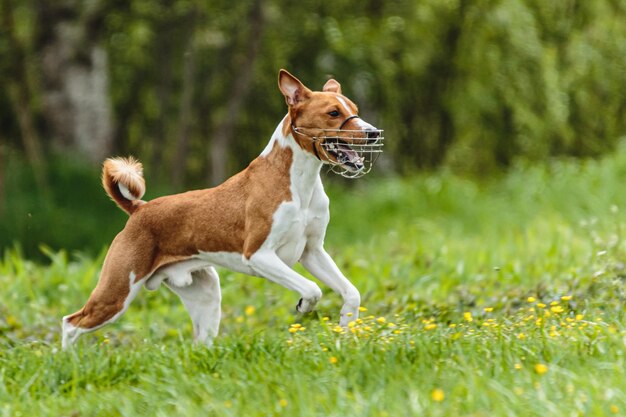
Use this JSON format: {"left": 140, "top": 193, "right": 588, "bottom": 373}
{"left": 328, "top": 110, "right": 340, "bottom": 117}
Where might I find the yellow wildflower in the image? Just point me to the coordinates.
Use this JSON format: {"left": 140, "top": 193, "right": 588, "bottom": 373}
{"left": 561, "top": 295, "right": 572, "bottom": 301}
{"left": 551, "top": 306, "right": 564, "bottom": 314}
{"left": 376, "top": 317, "right": 387, "bottom": 324}
{"left": 431, "top": 388, "right": 445, "bottom": 402}
{"left": 279, "top": 399, "right": 288, "bottom": 408}
{"left": 534, "top": 364, "right": 548, "bottom": 375}
{"left": 463, "top": 312, "right": 473, "bottom": 322}
{"left": 484, "top": 307, "right": 494, "bottom": 313}
{"left": 537, "top": 303, "right": 546, "bottom": 308}
{"left": 291, "top": 323, "right": 302, "bottom": 328}
{"left": 425, "top": 323, "right": 437, "bottom": 331}
{"left": 514, "top": 363, "right": 523, "bottom": 370}
{"left": 527, "top": 297, "right": 536, "bottom": 303}
{"left": 244, "top": 305, "right": 256, "bottom": 316}
{"left": 329, "top": 356, "right": 338, "bottom": 364}
{"left": 358, "top": 306, "right": 368, "bottom": 312}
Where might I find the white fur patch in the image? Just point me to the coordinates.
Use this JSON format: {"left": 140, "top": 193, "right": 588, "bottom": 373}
{"left": 336, "top": 96, "right": 353, "bottom": 115}
{"left": 118, "top": 183, "right": 137, "bottom": 200}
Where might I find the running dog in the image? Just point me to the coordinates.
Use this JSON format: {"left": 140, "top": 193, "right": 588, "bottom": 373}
{"left": 62, "top": 69, "right": 384, "bottom": 348}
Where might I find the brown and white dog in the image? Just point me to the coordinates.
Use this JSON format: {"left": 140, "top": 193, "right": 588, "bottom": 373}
{"left": 61, "top": 70, "right": 384, "bottom": 348}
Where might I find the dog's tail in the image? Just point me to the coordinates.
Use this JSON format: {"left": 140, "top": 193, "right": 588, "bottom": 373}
{"left": 102, "top": 157, "right": 146, "bottom": 215}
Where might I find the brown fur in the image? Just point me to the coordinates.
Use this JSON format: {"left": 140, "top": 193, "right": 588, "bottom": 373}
{"left": 67, "top": 142, "right": 292, "bottom": 329}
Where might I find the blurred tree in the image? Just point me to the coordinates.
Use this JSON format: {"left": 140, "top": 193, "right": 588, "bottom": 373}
{"left": 36, "top": 0, "right": 115, "bottom": 163}
{"left": 0, "top": 0, "right": 624, "bottom": 185}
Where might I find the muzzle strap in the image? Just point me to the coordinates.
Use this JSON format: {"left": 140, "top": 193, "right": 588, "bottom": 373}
{"left": 339, "top": 115, "right": 359, "bottom": 130}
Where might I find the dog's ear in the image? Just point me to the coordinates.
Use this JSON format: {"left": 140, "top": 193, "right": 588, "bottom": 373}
{"left": 323, "top": 79, "right": 342, "bottom": 94}
{"left": 278, "top": 69, "right": 312, "bottom": 106}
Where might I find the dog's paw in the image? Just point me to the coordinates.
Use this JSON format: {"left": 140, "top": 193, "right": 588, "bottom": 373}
{"left": 295, "top": 297, "right": 319, "bottom": 314}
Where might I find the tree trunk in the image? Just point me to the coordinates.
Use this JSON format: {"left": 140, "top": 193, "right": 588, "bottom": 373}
{"left": 37, "top": 0, "right": 114, "bottom": 164}
{"left": 208, "top": 0, "right": 264, "bottom": 185}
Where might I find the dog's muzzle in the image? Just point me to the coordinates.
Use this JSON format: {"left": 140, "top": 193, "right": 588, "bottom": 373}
{"left": 292, "top": 127, "right": 384, "bottom": 178}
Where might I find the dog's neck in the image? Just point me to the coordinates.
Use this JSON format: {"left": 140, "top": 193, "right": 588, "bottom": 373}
{"left": 260, "top": 115, "right": 324, "bottom": 201}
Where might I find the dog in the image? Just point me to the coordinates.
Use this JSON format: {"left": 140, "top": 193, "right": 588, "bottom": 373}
{"left": 61, "top": 69, "right": 384, "bottom": 348}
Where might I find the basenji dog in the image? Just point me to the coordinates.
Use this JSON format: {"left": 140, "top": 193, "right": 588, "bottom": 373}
{"left": 61, "top": 69, "right": 384, "bottom": 348}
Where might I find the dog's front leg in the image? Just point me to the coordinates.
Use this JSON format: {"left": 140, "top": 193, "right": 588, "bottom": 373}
{"left": 300, "top": 247, "right": 361, "bottom": 326}
{"left": 248, "top": 250, "right": 323, "bottom": 313}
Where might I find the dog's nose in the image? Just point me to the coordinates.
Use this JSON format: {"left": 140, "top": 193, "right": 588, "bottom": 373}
{"left": 366, "top": 129, "right": 380, "bottom": 140}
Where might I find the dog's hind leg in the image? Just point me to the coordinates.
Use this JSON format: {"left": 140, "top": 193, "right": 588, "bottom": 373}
{"left": 165, "top": 267, "right": 221, "bottom": 346}
{"left": 61, "top": 234, "right": 150, "bottom": 349}
{"left": 62, "top": 270, "right": 145, "bottom": 349}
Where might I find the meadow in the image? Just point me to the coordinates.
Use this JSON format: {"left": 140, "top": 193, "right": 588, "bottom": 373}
{"left": 2, "top": 147, "right": 626, "bottom": 416}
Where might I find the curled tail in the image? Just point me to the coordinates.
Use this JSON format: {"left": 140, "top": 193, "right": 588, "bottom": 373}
{"left": 102, "top": 157, "right": 146, "bottom": 215}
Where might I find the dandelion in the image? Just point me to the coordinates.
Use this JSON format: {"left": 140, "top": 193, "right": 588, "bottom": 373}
{"left": 431, "top": 388, "right": 445, "bottom": 402}
{"left": 561, "top": 295, "right": 572, "bottom": 301}
{"left": 291, "top": 323, "right": 302, "bottom": 328}
{"left": 347, "top": 312, "right": 353, "bottom": 317}
{"left": 484, "top": 307, "right": 494, "bottom": 313}
{"left": 537, "top": 303, "right": 546, "bottom": 308}
{"left": 425, "top": 323, "right": 437, "bottom": 331}
{"left": 279, "top": 399, "right": 288, "bottom": 408}
{"left": 244, "top": 305, "right": 256, "bottom": 316}
{"left": 534, "top": 364, "right": 548, "bottom": 375}
{"left": 527, "top": 297, "right": 536, "bottom": 303}
{"left": 329, "top": 356, "right": 338, "bottom": 364}
{"left": 514, "top": 363, "right": 523, "bottom": 370}
{"left": 359, "top": 306, "right": 368, "bottom": 312}
{"left": 550, "top": 301, "right": 559, "bottom": 306}
{"left": 463, "top": 312, "right": 473, "bottom": 322}
{"left": 322, "top": 316, "right": 330, "bottom": 321}
{"left": 551, "top": 306, "right": 564, "bottom": 314}
{"left": 333, "top": 325, "right": 344, "bottom": 333}
{"left": 376, "top": 317, "right": 387, "bottom": 324}
{"left": 610, "top": 405, "right": 619, "bottom": 414}
{"left": 348, "top": 321, "right": 357, "bottom": 328}
{"left": 517, "top": 333, "right": 526, "bottom": 340}
{"left": 576, "top": 314, "right": 584, "bottom": 321}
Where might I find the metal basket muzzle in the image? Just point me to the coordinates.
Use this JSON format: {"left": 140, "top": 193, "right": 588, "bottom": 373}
{"left": 293, "top": 128, "right": 384, "bottom": 178}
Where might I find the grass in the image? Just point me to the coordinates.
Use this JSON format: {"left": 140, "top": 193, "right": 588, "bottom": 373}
{"left": 3, "top": 147, "right": 626, "bottom": 416}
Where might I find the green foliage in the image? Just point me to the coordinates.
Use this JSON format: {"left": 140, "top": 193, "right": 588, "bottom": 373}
{"left": 3, "top": 147, "right": 626, "bottom": 415}
{"left": 2, "top": 0, "right": 625, "bottom": 184}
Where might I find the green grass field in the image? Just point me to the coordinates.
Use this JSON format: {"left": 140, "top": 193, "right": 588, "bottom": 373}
{"left": 3, "top": 148, "right": 626, "bottom": 416}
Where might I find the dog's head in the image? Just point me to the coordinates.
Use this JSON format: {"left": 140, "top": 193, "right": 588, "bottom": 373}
{"left": 278, "top": 69, "right": 384, "bottom": 178}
